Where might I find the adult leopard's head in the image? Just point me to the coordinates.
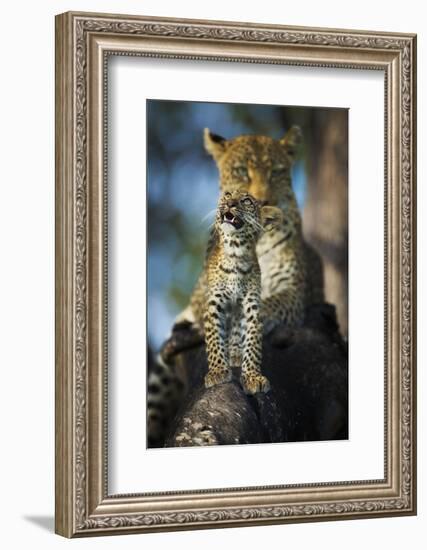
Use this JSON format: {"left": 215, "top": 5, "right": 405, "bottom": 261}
{"left": 204, "top": 127, "right": 302, "bottom": 209}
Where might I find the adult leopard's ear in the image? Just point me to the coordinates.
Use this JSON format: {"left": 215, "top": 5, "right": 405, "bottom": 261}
{"left": 279, "top": 126, "right": 302, "bottom": 161}
{"left": 260, "top": 206, "right": 284, "bottom": 231}
{"left": 204, "top": 128, "right": 228, "bottom": 162}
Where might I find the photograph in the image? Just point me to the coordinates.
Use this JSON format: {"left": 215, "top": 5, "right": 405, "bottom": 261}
{"left": 146, "top": 99, "right": 349, "bottom": 449}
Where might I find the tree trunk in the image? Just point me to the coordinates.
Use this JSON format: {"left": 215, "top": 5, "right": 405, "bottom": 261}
{"left": 303, "top": 110, "right": 348, "bottom": 338}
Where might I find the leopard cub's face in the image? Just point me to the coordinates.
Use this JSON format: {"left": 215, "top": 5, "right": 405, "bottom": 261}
{"left": 216, "top": 190, "right": 261, "bottom": 241}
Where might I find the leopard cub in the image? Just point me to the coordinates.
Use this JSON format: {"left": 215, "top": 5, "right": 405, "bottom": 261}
{"left": 193, "top": 190, "right": 277, "bottom": 394}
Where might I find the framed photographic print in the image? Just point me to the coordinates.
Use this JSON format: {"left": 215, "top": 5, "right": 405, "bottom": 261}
{"left": 55, "top": 11, "right": 417, "bottom": 537}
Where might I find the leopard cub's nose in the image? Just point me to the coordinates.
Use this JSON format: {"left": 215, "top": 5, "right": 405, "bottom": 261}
{"left": 226, "top": 199, "right": 238, "bottom": 208}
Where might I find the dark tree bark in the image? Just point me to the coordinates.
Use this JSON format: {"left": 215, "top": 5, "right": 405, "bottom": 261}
{"left": 303, "top": 110, "right": 349, "bottom": 338}
{"left": 161, "top": 303, "right": 348, "bottom": 448}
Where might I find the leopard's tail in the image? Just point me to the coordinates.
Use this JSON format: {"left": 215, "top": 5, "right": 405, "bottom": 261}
{"left": 146, "top": 353, "right": 185, "bottom": 448}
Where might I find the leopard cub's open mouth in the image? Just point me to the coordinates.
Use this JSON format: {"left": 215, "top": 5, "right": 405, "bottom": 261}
{"left": 222, "top": 210, "right": 244, "bottom": 229}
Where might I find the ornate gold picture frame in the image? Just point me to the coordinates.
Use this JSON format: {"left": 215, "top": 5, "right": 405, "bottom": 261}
{"left": 55, "top": 11, "right": 416, "bottom": 537}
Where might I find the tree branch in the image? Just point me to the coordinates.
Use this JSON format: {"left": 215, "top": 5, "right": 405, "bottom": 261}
{"left": 162, "top": 303, "right": 348, "bottom": 447}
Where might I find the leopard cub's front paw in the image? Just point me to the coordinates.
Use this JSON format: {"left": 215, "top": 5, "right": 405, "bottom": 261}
{"left": 205, "top": 367, "right": 232, "bottom": 389}
{"left": 241, "top": 373, "right": 271, "bottom": 395}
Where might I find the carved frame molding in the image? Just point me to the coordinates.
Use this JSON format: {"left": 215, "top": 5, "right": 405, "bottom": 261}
{"left": 55, "top": 11, "right": 416, "bottom": 537}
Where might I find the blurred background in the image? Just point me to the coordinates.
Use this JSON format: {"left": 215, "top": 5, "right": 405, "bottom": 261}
{"left": 147, "top": 100, "right": 348, "bottom": 350}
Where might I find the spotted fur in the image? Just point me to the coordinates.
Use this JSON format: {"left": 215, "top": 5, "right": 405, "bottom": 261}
{"left": 189, "top": 190, "right": 271, "bottom": 394}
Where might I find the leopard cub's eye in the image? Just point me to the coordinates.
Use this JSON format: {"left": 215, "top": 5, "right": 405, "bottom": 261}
{"left": 242, "top": 197, "right": 253, "bottom": 207}
{"left": 224, "top": 191, "right": 232, "bottom": 198}
{"left": 232, "top": 165, "right": 249, "bottom": 180}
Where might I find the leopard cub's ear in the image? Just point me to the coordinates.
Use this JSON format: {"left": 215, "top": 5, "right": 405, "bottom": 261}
{"left": 204, "top": 128, "right": 228, "bottom": 162}
{"left": 279, "top": 126, "right": 302, "bottom": 161}
{"left": 260, "top": 206, "right": 284, "bottom": 231}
